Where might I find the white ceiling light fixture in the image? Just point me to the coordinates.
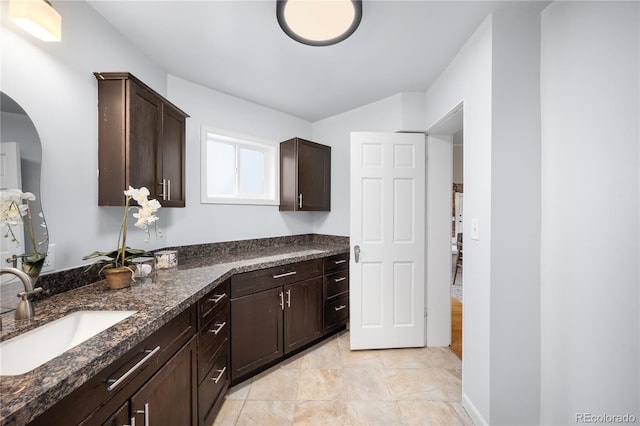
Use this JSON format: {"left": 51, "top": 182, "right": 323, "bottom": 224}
{"left": 9, "top": 0, "right": 62, "bottom": 42}
{"left": 277, "top": 0, "right": 362, "bottom": 47}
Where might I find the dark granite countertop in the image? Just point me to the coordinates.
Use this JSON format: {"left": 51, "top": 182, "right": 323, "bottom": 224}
{"left": 0, "top": 240, "right": 348, "bottom": 425}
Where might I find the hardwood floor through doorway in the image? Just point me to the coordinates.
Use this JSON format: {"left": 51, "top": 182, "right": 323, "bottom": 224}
{"left": 450, "top": 297, "right": 462, "bottom": 359}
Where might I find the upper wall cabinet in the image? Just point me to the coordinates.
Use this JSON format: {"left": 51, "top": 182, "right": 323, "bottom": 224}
{"left": 279, "top": 137, "right": 331, "bottom": 211}
{"left": 94, "top": 72, "right": 189, "bottom": 207}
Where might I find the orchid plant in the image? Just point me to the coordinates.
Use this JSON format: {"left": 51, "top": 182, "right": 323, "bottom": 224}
{"left": 83, "top": 186, "right": 161, "bottom": 273}
{"left": 1, "top": 188, "right": 48, "bottom": 260}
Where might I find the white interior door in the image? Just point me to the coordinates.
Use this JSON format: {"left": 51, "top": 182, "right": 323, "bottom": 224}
{"left": 350, "top": 132, "right": 425, "bottom": 350}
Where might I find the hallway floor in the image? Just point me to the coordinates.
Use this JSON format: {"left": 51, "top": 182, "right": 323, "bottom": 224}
{"left": 213, "top": 331, "right": 472, "bottom": 425}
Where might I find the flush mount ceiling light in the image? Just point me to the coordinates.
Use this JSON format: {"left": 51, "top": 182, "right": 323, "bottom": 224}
{"left": 277, "top": 0, "right": 362, "bottom": 46}
{"left": 9, "top": 0, "right": 62, "bottom": 42}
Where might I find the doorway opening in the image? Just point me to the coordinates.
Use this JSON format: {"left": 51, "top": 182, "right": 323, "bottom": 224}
{"left": 450, "top": 128, "right": 463, "bottom": 359}
{"left": 425, "top": 104, "right": 463, "bottom": 360}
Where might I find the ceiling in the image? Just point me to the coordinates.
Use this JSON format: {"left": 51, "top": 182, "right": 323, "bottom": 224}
{"left": 87, "top": 1, "right": 516, "bottom": 123}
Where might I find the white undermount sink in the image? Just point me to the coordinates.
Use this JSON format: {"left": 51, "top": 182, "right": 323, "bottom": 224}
{"left": 0, "top": 310, "right": 136, "bottom": 376}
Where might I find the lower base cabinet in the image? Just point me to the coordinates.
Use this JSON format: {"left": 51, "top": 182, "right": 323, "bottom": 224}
{"left": 101, "top": 337, "right": 198, "bottom": 426}
{"left": 230, "top": 286, "right": 284, "bottom": 381}
{"left": 130, "top": 337, "right": 198, "bottom": 426}
{"left": 229, "top": 257, "right": 347, "bottom": 385}
{"left": 283, "top": 278, "right": 323, "bottom": 354}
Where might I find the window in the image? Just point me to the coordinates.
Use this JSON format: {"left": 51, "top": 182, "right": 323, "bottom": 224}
{"left": 201, "top": 127, "right": 278, "bottom": 205}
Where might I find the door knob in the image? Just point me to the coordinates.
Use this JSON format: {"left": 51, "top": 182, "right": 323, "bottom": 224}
{"left": 354, "top": 245, "right": 361, "bottom": 263}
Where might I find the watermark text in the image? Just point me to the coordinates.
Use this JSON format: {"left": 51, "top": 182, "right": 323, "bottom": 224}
{"left": 576, "top": 413, "right": 637, "bottom": 424}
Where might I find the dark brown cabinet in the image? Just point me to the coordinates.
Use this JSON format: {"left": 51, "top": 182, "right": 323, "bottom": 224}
{"left": 323, "top": 253, "right": 350, "bottom": 334}
{"left": 230, "top": 286, "right": 284, "bottom": 381}
{"left": 284, "top": 278, "right": 323, "bottom": 353}
{"left": 94, "top": 72, "right": 188, "bottom": 207}
{"left": 280, "top": 137, "right": 331, "bottom": 211}
{"left": 229, "top": 259, "right": 324, "bottom": 383}
{"left": 130, "top": 337, "right": 198, "bottom": 426}
{"left": 29, "top": 306, "right": 197, "bottom": 426}
{"left": 197, "top": 280, "right": 230, "bottom": 426}
{"left": 102, "top": 402, "right": 129, "bottom": 426}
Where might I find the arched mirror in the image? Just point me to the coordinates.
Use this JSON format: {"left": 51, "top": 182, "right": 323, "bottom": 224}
{"left": 1, "top": 92, "right": 48, "bottom": 313}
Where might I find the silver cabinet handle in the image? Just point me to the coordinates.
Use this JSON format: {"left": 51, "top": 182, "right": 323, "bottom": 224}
{"left": 159, "top": 179, "right": 167, "bottom": 200}
{"left": 298, "top": 193, "right": 303, "bottom": 209}
{"left": 167, "top": 179, "right": 171, "bottom": 201}
{"left": 334, "top": 276, "right": 346, "bottom": 283}
{"left": 354, "top": 245, "right": 361, "bottom": 263}
{"left": 107, "top": 346, "right": 160, "bottom": 391}
{"left": 334, "top": 259, "right": 347, "bottom": 265}
{"left": 128, "top": 416, "right": 136, "bottom": 426}
{"left": 211, "top": 366, "right": 227, "bottom": 384}
{"left": 208, "top": 321, "right": 226, "bottom": 335}
{"left": 286, "top": 289, "right": 291, "bottom": 308}
{"left": 334, "top": 305, "right": 347, "bottom": 312}
{"left": 134, "top": 403, "right": 149, "bottom": 426}
{"left": 273, "top": 271, "right": 296, "bottom": 279}
{"left": 279, "top": 291, "right": 284, "bottom": 310}
{"left": 208, "top": 293, "right": 226, "bottom": 304}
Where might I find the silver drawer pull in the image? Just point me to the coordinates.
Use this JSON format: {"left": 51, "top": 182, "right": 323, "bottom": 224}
{"left": 134, "top": 403, "right": 149, "bottom": 426}
{"left": 273, "top": 271, "right": 297, "bottom": 279}
{"left": 211, "top": 366, "right": 227, "bottom": 384}
{"left": 208, "top": 321, "right": 227, "bottom": 335}
{"left": 334, "top": 259, "right": 347, "bottom": 265}
{"left": 334, "top": 276, "right": 347, "bottom": 283}
{"left": 107, "top": 346, "right": 161, "bottom": 391}
{"left": 334, "top": 305, "right": 347, "bottom": 312}
{"left": 208, "top": 293, "right": 226, "bottom": 304}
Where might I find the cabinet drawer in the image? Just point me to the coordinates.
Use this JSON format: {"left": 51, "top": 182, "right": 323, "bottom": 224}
{"left": 198, "top": 349, "right": 229, "bottom": 426}
{"left": 325, "top": 294, "right": 349, "bottom": 330}
{"left": 198, "top": 305, "right": 229, "bottom": 383}
{"left": 199, "top": 279, "right": 229, "bottom": 328}
{"left": 231, "top": 259, "right": 322, "bottom": 298}
{"left": 324, "top": 271, "right": 349, "bottom": 299}
{"left": 323, "top": 252, "right": 349, "bottom": 274}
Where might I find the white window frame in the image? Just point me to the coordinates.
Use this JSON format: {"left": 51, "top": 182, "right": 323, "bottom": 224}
{"left": 201, "top": 126, "right": 279, "bottom": 205}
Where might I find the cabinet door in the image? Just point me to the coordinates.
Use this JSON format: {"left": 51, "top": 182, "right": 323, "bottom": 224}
{"left": 230, "top": 287, "right": 283, "bottom": 381}
{"left": 129, "top": 81, "right": 162, "bottom": 199}
{"left": 130, "top": 338, "right": 197, "bottom": 426}
{"left": 100, "top": 402, "right": 130, "bottom": 426}
{"left": 297, "top": 139, "right": 331, "bottom": 211}
{"left": 159, "top": 104, "right": 186, "bottom": 207}
{"left": 284, "top": 277, "right": 323, "bottom": 354}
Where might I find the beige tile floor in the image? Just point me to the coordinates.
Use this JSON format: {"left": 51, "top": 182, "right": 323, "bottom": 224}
{"left": 213, "top": 331, "right": 473, "bottom": 425}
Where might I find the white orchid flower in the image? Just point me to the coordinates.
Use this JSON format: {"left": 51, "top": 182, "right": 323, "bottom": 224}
{"left": 124, "top": 186, "right": 151, "bottom": 205}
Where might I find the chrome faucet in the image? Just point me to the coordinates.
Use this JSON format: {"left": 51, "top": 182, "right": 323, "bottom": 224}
{"left": 0, "top": 267, "right": 43, "bottom": 322}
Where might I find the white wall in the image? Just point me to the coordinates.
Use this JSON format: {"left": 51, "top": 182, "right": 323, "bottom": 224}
{"left": 540, "top": 2, "right": 639, "bottom": 423}
{"left": 424, "top": 16, "right": 494, "bottom": 424}
{"left": 488, "top": 7, "right": 542, "bottom": 424}
{"left": 164, "top": 75, "right": 314, "bottom": 246}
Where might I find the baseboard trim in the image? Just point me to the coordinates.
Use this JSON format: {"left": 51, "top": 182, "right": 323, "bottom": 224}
{"left": 462, "top": 392, "right": 488, "bottom": 426}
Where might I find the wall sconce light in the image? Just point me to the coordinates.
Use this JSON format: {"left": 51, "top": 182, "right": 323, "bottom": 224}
{"left": 277, "top": 0, "right": 362, "bottom": 46}
{"left": 9, "top": 0, "right": 62, "bottom": 42}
